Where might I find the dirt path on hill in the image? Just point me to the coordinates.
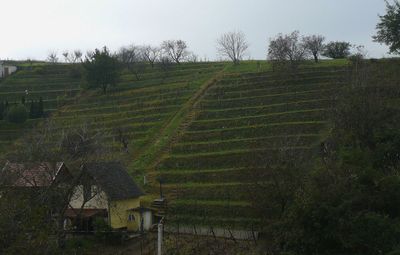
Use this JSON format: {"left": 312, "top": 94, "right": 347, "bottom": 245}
{"left": 132, "top": 66, "right": 228, "bottom": 174}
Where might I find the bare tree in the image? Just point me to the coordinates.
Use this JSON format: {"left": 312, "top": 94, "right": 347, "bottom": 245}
{"left": 245, "top": 136, "right": 310, "bottom": 253}
{"left": 113, "top": 126, "right": 130, "bottom": 153}
{"left": 268, "top": 31, "right": 307, "bottom": 66}
{"left": 217, "top": 31, "right": 249, "bottom": 64}
{"left": 161, "top": 40, "right": 188, "bottom": 64}
{"left": 1, "top": 119, "right": 110, "bottom": 251}
{"left": 118, "top": 45, "right": 142, "bottom": 65}
{"left": 118, "top": 45, "right": 146, "bottom": 80}
{"left": 59, "top": 123, "right": 108, "bottom": 163}
{"left": 47, "top": 51, "right": 59, "bottom": 64}
{"left": 73, "top": 50, "right": 83, "bottom": 63}
{"left": 63, "top": 50, "right": 83, "bottom": 63}
{"left": 303, "top": 34, "right": 325, "bottom": 63}
{"left": 141, "top": 45, "right": 161, "bottom": 68}
{"left": 62, "top": 51, "right": 70, "bottom": 63}
{"left": 186, "top": 52, "right": 199, "bottom": 63}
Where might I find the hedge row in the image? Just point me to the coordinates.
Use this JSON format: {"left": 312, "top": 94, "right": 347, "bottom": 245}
{"left": 0, "top": 81, "right": 81, "bottom": 91}
{"left": 67, "top": 89, "right": 193, "bottom": 109}
{"left": 58, "top": 104, "right": 180, "bottom": 119}
{"left": 0, "top": 89, "right": 79, "bottom": 101}
{"left": 166, "top": 183, "right": 254, "bottom": 201}
{"left": 119, "top": 64, "right": 223, "bottom": 82}
{"left": 218, "top": 67, "right": 347, "bottom": 84}
{"left": 63, "top": 97, "right": 190, "bottom": 115}
{"left": 181, "top": 121, "right": 327, "bottom": 142}
{"left": 160, "top": 167, "right": 266, "bottom": 184}
{"left": 80, "top": 82, "right": 191, "bottom": 104}
{"left": 55, "top": 111, "right": 171, "bottom": 125}
{"left": 200, "top": 89, "right": 338, "bottom": 109}
{"left": 171, "top": 134, "right": 320, "bottom": 154}
{"left": 158, "top": 147, "right": 314, "bottom": 170}
{"left": 205, "top": 81, "right": 345, "bottom": 100}
{"left": 196, "top": 99, "right": 332, "bottom": 120}
{"left": 188, "top": 109, "right": 328, "bottom": 131}
{"left": 213, "top": 74, "right": 345, "bottom": 90}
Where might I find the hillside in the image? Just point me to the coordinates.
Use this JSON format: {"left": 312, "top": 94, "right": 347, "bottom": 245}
{"left": 0, "top": 64, "right": 81, "bottom": 152}
{"left": 0, "top": 62, "right": 227, "bottom": 166}
{"left": 154, "top": 62, "right": 349, "bottom": 228}
{"left": 0, "top": 60, "right": 353, "bottom": 229}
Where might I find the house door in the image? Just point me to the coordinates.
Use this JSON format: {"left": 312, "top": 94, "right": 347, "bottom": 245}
{"left": 4, "top": 67, "right": 9, "bottom": 77}
{"left": 127, "top": 212, "right": 139, "bottom": 232}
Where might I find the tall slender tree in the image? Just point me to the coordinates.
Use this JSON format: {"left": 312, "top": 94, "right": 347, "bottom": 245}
{"left": 0, "top": 101, "right": 4, "bottom": 120}
{"left": 38, "top": 97, "right": 44, "bottom": 117}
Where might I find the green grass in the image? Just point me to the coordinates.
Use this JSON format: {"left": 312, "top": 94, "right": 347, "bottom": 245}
{"left": 150, "top": 61, "right": 350, "bottom": 225}
{"left": 131, "top": 65, "right": 227, "bottom": 171}
{"left": 0, "top": 59, "right": 358, "bottom": 229}
{"left": 224, "top": 60, "right": 273, "bottom": 73}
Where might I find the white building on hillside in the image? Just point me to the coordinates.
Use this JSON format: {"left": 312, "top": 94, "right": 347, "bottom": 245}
{"left": 0, "top": 62, "right": 17, "bottom": 78}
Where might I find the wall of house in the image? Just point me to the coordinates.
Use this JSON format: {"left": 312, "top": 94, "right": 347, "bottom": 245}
{"left": 127, "top": 211, "right": 140, "bottom": 231}
{"left": 0, "top": 65, "right": 17, "bottom": 78}
{"left": 126, "top": 210, "right": 153, "bottom": 232}
{"left": 109, "top": 197, "right": 141, "bottom": 229}
{"left": 69, "top": 185, "right": 108, "bottom": 209}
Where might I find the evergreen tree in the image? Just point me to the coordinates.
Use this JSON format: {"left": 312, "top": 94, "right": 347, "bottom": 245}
{"left": 38, "top": 97, "right": 44, "bottom": 117}
{"left": 83, "top": 47, "right": 120, "bottom": 94}
{"left": 29, "top": 100, "right": 35, "bottom": 119}
{"left": 0, "top": 101, "right": 4, "bottom": 120}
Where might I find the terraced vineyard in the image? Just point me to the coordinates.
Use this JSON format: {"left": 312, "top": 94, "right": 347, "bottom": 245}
{"left": 0, "top": 64, "right": 81, "bottom": 152}
{"left": 0, "top": 60, "right": 352, "bottom": 229}
{"left": 38, "top": 63, "right": 227, "bottom": 173}
{"left": 155, "top": 65, "right": 349, "bottom": 228}
{"left": 0, "top": 63, "right": 226, "bottom": 160}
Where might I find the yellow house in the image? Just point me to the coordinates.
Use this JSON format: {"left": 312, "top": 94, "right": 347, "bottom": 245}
{"left": 65, "top": 162, "right": 148, "bottom": 232}
{"left": 0, "top": 161, "right": 152, "bottom": 232}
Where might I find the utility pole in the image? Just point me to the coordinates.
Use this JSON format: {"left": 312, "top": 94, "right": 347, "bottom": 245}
{"left": 157, "top": 220, "right": 163, "bottom": 255}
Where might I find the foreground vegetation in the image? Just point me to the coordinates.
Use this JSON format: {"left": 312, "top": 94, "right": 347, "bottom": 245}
{"left": 1, "top": 57, "right": 400, "bottom": 254}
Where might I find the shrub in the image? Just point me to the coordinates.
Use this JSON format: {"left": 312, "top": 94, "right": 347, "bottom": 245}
{"left": 93, "top": 218, "right": 124, "bottom": 245}
{"left": 68, "top": 65, "right": 83, "bottom": 79}
{"left": 322, "top": 41, "right": 351, "bottom": 59}
{"left": 33, "top": 67, "right": 45, "bottom": 75}
{"left": 7, "top": 104, "right": 28, "bottom": 124}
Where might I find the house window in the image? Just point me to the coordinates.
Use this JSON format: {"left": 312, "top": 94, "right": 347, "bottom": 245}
{"left": 83, "top": 185, "right": 92, "bottom": 201}
{"left": 128, "top": 214, "right": 135, "bottom": 222}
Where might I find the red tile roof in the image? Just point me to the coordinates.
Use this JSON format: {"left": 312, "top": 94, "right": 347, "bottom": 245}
{"left": 1, "top": 162, "right": 65, "bottom": 187}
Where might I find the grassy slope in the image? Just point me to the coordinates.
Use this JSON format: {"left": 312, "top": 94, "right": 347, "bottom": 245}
{"left": 0, "top": 59, "right": 354, "bottom": 229}
{"left": 0, "top": 64, "right": 81, "bottom": 152}
{"left": 50, "top": 62, "right": 227, "bottom": 183}
{"left": 153, "top": 59, "right": 350, "bottom": 228}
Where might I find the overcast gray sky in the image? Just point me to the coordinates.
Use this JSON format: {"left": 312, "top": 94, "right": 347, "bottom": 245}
{"left": 0, "top": 0, "right": 391, "bottom": 60}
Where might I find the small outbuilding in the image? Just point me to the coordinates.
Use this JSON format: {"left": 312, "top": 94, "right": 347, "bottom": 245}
{"left": 0, "top": 62, "right": 17, "bottom": 78}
